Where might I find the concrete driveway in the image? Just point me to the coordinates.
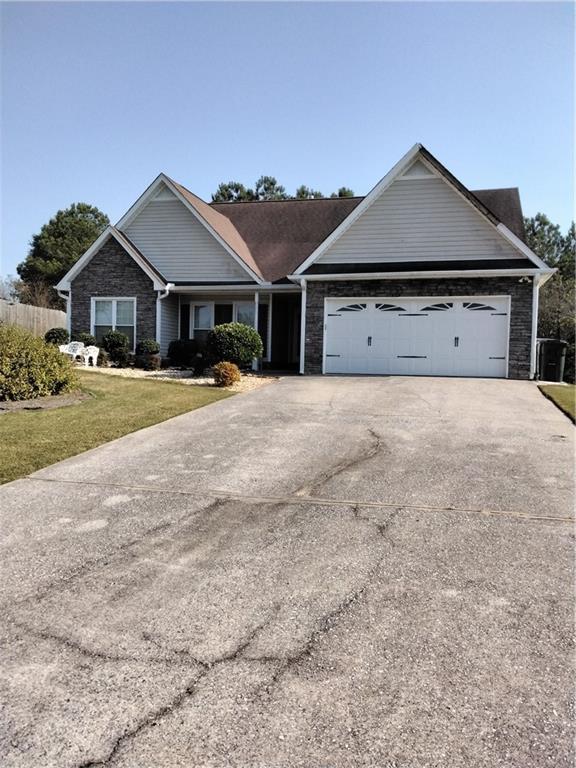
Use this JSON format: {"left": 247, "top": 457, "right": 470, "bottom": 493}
{"left": 0, "top": 376, "right": 573, "bottom": 768}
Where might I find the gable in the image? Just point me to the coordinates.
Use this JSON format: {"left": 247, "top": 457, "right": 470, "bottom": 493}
{"left": 317, "top": 162, "right": 524, "bottom": 265}
{"left": 71, "top": 236, "right": 154, "bottom": 291}
{"left": 124, "top": 184, "right": 254, "bottom": 282}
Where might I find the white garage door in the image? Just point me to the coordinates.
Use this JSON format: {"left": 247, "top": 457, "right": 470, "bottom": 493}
{"left": 324, "top": 296, "right": 509, "bottom": 377}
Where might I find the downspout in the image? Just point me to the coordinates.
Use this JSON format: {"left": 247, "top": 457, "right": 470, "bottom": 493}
{"left": 156, "top": 283, "right": 174, "bottom": 351}
{"left": 530, "top": 274, "right": 542, "bottom": 380}
{"left": 299, "top": 278, "right": 307, "bottom": 375}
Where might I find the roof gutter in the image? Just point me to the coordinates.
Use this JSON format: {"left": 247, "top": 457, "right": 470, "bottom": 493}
{"left": 172, "top": 283, "right": 300, "bottom": 294}
{"left": 288, "top": 268, "right": 554, "bottom": 282}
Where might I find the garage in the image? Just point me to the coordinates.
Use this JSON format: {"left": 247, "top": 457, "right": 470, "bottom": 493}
{"left": 324, "top": 296, "right": 510, "bottom": 377}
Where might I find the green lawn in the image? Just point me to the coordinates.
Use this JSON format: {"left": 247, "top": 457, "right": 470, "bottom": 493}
{"left": 539, "top": 384, "right": 576, "bottom": 423}
{"left": 0, "top": 371, "right": 232, "bottom": 484}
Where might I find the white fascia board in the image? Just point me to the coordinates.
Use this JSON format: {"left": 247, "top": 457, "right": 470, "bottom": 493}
{"left": 288, "top": 269, "right": 547, "bottom": 282}
{"left": 496, "top": 224, "right": 554, "bottom": 270}
{"left": 293, "top": 143, "right": 423, "bottom": 275}
{"left": 117, "top": 173, "right": 263, "bottom": 284}
{"left": 56, "top": 226, "right": 167, "bottom": 291}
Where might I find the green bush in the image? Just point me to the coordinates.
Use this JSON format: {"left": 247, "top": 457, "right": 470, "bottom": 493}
{"left": 135, "top": 338, "right": 161, "bottom": 370}
{"left": 0, "top": 325, "right": 78, "bottom": 401}
{"left": 168, "top": 339, "right": 198, "bottom": 367}
{"left": 213, "top": 361, "right": 241, "bottom": 387}
{"left": 135, "top": 338, "right": 160, "bottom": 355}
{"left": 44, "top": 327, "right": 69, "bottom": 345}
{"left": 207, "top": 323, "right": 263, "bottom": 367}
{"left": 77, "top": 332, "right": 97, "bottom": 346}
{"left": 102, "top": 330, "right": 130, "bottom": 367}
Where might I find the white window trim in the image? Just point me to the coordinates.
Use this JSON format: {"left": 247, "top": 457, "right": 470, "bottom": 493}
{"left": 187, "top": 299, "right": 270, "bottom": 360}
{"left": 191, "top": 302, "right": 215, "bottom": 337}
{"left": 90, "top": 297, "right": 137, "bottom": 352}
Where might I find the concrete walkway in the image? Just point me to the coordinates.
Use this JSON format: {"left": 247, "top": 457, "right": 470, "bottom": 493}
{"left": 0, "top": 376, "right": 573, "bottom": 767}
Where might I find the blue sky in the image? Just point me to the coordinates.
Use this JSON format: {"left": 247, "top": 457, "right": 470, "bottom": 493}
{"left": 1, "top": 1, "right": 573, "bottom": 277}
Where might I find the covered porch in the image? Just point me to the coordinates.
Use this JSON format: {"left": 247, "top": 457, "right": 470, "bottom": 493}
{"left": 159, "top": 286, "right": 302, "bottom": 371}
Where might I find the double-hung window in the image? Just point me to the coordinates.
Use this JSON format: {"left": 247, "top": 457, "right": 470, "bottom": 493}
{"left": 92, "top": 298, "right": 136, "bottom": 350}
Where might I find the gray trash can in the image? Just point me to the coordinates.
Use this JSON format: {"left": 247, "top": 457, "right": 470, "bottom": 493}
{"left": 537, "top": 338, "right": 568, "bottom": 382}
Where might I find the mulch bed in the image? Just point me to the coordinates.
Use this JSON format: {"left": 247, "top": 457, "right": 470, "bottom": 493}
{"left": 0, "top": 391, "right": 91, "bottom": 414}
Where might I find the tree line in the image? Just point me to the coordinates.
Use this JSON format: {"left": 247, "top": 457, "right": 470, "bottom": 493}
{"left": 211, "top": 175, "right": 355, "bottom": 202}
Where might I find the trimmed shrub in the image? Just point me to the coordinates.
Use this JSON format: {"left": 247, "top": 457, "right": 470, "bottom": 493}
{"left": 139, "top": 354, "right": 161, "bottom": 371}
{"left": 77, "top": 332, "right": 97, "bottom": 347}
{"left": 135, "top": 339, "right": 161, "bottom": 371}
{"left": 135, "top": 338, "right": 160, "bottom": 355}
{"left": 0, "top": 325, "right": 77, "bottom": 401}
{"left": 102, "top": 330, "right": 130, "bottom": 367}
{"left": 213, "top": 361, "right": 241, "bottom": 387}
{"left": 44, "top": 327, "right": 69, "bottom": 345}
{"left": 207, "top": 323, "right": 263, "bottom": 368}
{"left": 168, "top": 339, "right": 198, "bottom": 367}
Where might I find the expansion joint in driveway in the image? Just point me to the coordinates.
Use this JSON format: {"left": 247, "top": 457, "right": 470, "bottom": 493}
{"left": 24, "top": 476, "right": 574, "bottom": 522}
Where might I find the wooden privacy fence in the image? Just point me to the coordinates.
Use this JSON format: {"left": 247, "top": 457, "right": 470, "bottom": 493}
{"left": 0, "top": 300, "right": 66, "bottom": 337}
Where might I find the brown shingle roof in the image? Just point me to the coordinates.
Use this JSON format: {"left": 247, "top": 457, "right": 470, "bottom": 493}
{"left": 211, "top": 197, "right": 362, "bottom": 281}
{"left": 472, "top": 188, "right": 526, "bottom": 241}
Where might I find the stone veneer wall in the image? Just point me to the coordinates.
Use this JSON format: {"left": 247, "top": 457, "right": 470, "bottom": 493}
{"left": 70, "top": 238, "right": 157, "bottom": 344}
{"left": 304, "top": 276, "right": 533, "bottom": 379}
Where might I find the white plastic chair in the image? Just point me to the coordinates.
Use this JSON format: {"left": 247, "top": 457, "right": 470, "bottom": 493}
{"left": 59, "top": 341, "right": 85, "bottom": 362}
{"left": 81, "top": 345, "right": 100, "bottom": 367}
{"left": 67, "top": 341, "right": 85, "bottom": 361}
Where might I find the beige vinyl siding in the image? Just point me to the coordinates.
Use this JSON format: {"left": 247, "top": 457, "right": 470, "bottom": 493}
{"left": 158, "top": 294, "right": 179, "bottom": 355}
{"left": 125, "top": 195, "right": 252, "bottom": 282}
{"left": 317, "top": 176, "right": 524, "bottom": 264}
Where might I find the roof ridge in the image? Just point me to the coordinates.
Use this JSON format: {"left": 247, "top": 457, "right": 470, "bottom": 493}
{"left": 211, "top": 196, "right": 365, "bottom": 205}
{"left": 471, "top": 186, "right": 520, "bottom": 193}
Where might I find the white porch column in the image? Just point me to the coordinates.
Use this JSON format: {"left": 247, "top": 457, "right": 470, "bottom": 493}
{"left": 252, "top": 291, "right": 259, "bottom": 371}
{"left": 267, "top": 292, "right": 272, "bottom": 362}
{"left": 299, "top": 279, "right": 307, "bottom": 374}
